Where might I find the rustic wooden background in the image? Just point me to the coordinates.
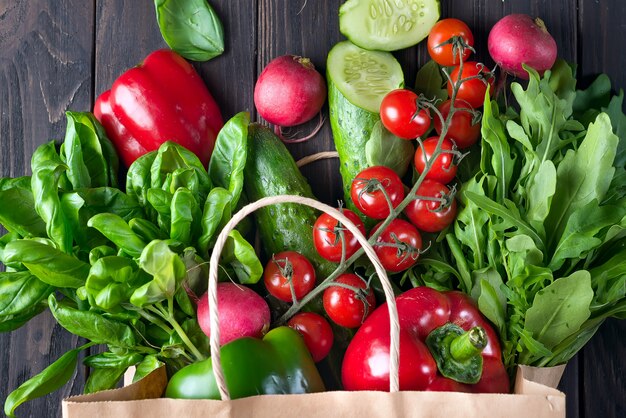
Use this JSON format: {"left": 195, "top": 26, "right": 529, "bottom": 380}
{"left": 0, "top": 0, "right": 624, "bottom": 416}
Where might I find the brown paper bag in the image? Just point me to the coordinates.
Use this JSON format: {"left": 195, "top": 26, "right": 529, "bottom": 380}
{"left": 62, "top": 364, "right": 565, "bottom": 418}
{"left": 63, "top": 196, "right": 566, "bottom": 417}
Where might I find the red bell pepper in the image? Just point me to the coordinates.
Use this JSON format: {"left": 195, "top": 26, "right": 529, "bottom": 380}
{"left": 341, "top": 286, "right": 510, "bottom": 393}
{"left": 94, "top": 49, "right": 223, "bottom": 167}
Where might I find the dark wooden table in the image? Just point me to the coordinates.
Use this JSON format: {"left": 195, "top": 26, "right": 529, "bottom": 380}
{"left": 1, "top": 1, "right": 624, "bottom": 417}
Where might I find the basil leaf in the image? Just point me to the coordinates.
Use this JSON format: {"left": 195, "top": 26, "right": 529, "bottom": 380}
{"left": 0, "top": 303, "right": 47, "bottom": 332}
{"left": 49, "top": 294, "right": 137, "bottom": 348}
{"left": 62, "top": 111, "right": 111, "bottom": 189}
{"left": 31, "top": 141, "right": 73, "bottom": 253}
{"left": 127, "top": 151, "right": 158, "bottom": 208}
{"left": 0, "top": 177, "right": 46, "bottom": 237}
{"left": 524, "top": 270, "right": 594, "bottom": 350}
{"left": 198, "top": 187, "right": 232, "bottom": 254}
{"left": 154, "top": 0, "right": 225, "bottom": 62}
{"left": 222, "top": 230, "right": 263, "bottom": 284}
{"left": 150, "top": 141, "right": 211, "bottom": 197}
{"left": 3, "top": 344, "right": 90, "bottom": 418}
{"left": 147, "top": 188, "right": 173, "bottom": 233}
{"left": 414, "top": 60, "right": 447, "bottom": 102}
{"left": 83, "top": 352, "right": 143, "bottom": 369}
{"left": 365, "top": 121, "right": 414, "bottom": 178}
{"left": 0, "top": 272, "right": 52, "bottom": 317}
{"left": 129, "top": 218, "right": 165, "bottom": 242}
{"left": 132, "top": 355, "right": 164, "bottom": 383}
{"left": 88, "top": 213, "right": 147, "bottom": 258}
{"left": 84, "top": 366, "right": 127, "bottom": 394}
{"left": 3, "top": 240, "right": 89, "bottom": 288}
{"left": 170, "top": 188, "right": 201, "bottom": 246}
{"left": 131, "top": 240, "right": 186, "bottom": 306}
{"left": 208, "top": 112, "right": 249, "bottom": 207}
{"left": 85, "top": 256, "right": 147, "bottom": 312}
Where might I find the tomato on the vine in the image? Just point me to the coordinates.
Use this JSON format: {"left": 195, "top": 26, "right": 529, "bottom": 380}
{"left": 404, "top": 179, "right": 457, "bottom": 233}
{"left": 313, "top": 209, "right": 365, "bottom": 263}
{"left": 263, "top": 251, "right": 316, "bottom": 302}
{"left": 323, "top": 273, "right": 376, "bottom": 328}
{"left": 287, "top": 312, "right": 334, "bottom": 362}
{"left": 427, "top": 18, "right": 474, "bottom": 66}
{"left": 380, "top": 89, "right": 431, "bottom": 140}
{"left": 447, "top": 62, "right": 494, "bottom": 109}
{"left": 433, "top": 99, "right": 481, "bottom": 149}
{"left": 351, "top": 166, "right": 405, "bottom": 219}
{"left": 370, "top": 219, "right": 423, "bottom": 272}
{"left": 414, "top": 136, "right": 458, "bottom": 184}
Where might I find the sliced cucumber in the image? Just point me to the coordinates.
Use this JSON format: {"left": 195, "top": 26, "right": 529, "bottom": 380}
{"left": 339, "top": 0, "right": 440, "bottom": 51}
{"left": 327, "top": 41, "right": 404, "bottom": 113}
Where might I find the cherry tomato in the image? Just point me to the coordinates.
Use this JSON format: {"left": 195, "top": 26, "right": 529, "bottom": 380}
{"left": 287, "top": 312, "right": 334, "bottom": 362}
{"left": 404, "top": 180, "right": 457, "bottom": 233}
{"left": 414, "top": 136, "right": 458, "bottom": 184}
{"left": 313, "top": 209, "right": 365, "bottom": 263}
{"left": 447, "top": 62, "right": 494, "bottom": 109}
{"left": 351, "top": 166, "right": 405, "bottom": 219}
{"left": 323, "top": 273, "right": 376, "bottom": 328}
{"left": 263, "top": 251, "right": 316, "bottom": 302}
{"left": 427, "top": 18, "right": 474, "bottom": 66}
{"left": 433, "top": 99, "right": 481, "bottom": 148}
{"left": 380, "top": 89, "right": 431, "bottom": 140}
{"left": 370, "top": 219, "right": 422, "bottom": 272}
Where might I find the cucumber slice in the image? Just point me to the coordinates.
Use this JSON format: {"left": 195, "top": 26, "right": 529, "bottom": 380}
{"left": 327, "top": 41, "right": 404, "bottom": 113}
{"left": 339, "top": 0, "right": 440, "bottom": 51}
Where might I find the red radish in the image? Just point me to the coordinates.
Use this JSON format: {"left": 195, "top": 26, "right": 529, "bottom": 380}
{"left": 488, "top": 14, "right": 557, "bottom": 79}
{"left": 254, "top": 55, "right": 326, "bottom": 142}
{"left": 197, "top": 282, "right": 270, "bottom": 345}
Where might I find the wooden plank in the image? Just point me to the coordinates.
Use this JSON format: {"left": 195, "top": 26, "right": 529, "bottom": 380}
{"left": 578, "top": 2, "right": 626, "bottom": 416}
{"left": 0, "top": 1, "right": 95, "bottom": 417}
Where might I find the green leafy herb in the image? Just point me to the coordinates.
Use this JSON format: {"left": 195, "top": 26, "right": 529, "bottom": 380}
{"left": 154, "top": 0, "right": 225, "bottom": 61}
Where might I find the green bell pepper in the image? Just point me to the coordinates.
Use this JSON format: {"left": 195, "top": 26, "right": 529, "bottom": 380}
{"left": 165, "top": 326, "right": 325, "bottom": 399}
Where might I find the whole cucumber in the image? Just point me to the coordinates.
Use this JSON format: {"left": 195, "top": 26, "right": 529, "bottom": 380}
{"left": 244, "top": 123, "right": 336, "bottom": 278}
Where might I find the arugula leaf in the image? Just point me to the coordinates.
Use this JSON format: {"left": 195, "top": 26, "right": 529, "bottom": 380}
{"left": 549, "top": 201, "right": 626, "bottom": 271}
{"left": 545, "top": 113, "right": 618, "bottom": 248}
{"left": 524, "top": 270, "right": 594, "bottom": 350}
{"left": 480, "top": 100, "right": 515, "bottom": 203}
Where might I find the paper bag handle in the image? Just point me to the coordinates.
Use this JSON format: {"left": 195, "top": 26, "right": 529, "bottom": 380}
{"left": 208, "top": 195, "right": 400, "bottom": 400}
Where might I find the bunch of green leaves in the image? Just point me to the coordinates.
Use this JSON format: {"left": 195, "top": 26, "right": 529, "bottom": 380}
{"left": 424, "top": 61, "right": 626, "bottom": 372}
{"left": 1, "top": 111, "right": 261, "bottom": 417}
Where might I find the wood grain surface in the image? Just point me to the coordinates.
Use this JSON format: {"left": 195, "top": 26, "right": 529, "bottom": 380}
{"left": 0, "top": 1, "right": 624, "bottom": 417}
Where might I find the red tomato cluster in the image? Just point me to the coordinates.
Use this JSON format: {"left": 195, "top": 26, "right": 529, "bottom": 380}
{"left": 263, "top": 18, "right": 492, "bottom": 364}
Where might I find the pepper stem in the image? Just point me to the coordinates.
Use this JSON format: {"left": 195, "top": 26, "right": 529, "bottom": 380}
{"left": 425, "top": 323, "right": 486, "bottom": 384}
{"left": 449, "top": 326, "right": 487, "bottom": 362}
